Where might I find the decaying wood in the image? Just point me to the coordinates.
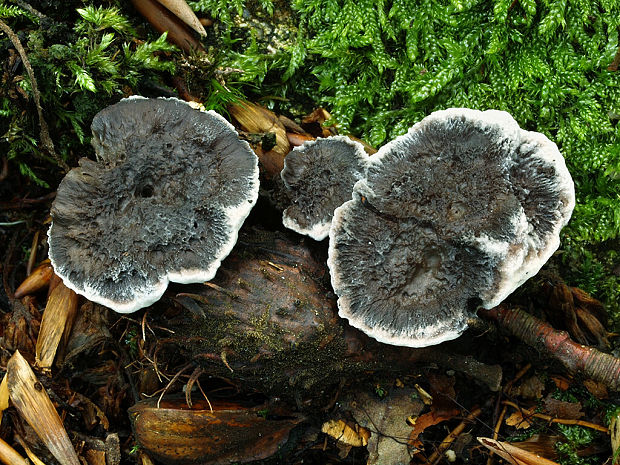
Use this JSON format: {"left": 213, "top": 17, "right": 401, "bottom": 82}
{"left": 480, "top": 305, "right": 620, "bottom": 391}
{"left": 156, "top": 227, "right": 502, "bottom": 399}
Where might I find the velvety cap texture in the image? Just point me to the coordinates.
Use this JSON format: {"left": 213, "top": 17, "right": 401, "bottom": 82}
{"left": 48, "top": 97, "right": 259, "bottom": 313}
{"left": 328, "top": 108, "right": 575, "bottom": 347}
{"left": 281, "top": 136, "right": 368, "bottom": 240}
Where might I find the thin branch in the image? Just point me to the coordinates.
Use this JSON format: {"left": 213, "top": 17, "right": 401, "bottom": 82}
{"left": 0, "top": 18, "right": 69, "bottom": 172}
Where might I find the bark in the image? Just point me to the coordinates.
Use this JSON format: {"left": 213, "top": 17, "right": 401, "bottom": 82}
{"left": 155, "top": 227, "right": 502, "bottom": 399}
{"left": 480, "top": 305, "right": 620, "bottom": 391}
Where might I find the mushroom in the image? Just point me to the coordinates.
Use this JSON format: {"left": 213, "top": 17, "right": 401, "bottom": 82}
{"left": 328, "top": 108, "right": 575, "bottom": 347}
{"left": 48, "top": 97, "right": 259, "bottom": 313}
{"left": 280, "top": 136, "right": 368, "bottom": 240}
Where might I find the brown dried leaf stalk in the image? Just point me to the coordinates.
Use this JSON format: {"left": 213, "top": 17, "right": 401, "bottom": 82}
{"left": 480, "top": 305, "right": 620, "bottom": 391}
{"left": 35, "top": 282, "right": 79, "bottom": 369}
{"left": 7, "top": 351, "right": 80, "bottom": 465}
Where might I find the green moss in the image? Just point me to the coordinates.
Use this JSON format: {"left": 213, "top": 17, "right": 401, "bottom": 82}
{"left": 218, "top": 0, "right": 620, "bottom": 325}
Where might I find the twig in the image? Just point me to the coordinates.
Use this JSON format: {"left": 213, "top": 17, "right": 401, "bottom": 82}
{"left": 480, "top": 305, "right": 620, "bottom": 391}
{"left": 0, "top": 19, "right": 69, "bottom": 172}
{"left": 502, "top": 400, "right": 608, "bottom": 433}
{"left": 486, "top": 405, "right": 507, "bottom": 465}
{"left": 428, "top": 408, "right": 482, "bottom": 464}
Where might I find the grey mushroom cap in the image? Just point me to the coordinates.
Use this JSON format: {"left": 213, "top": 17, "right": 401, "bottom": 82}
{"left": 281, "top": 135, "right": 368, "bottom": 240}
{"left": 48, "top": 97, "right": 259, "bottom": 313}
{"left": 328, "top": 108, "right": 574, "bottom": 347}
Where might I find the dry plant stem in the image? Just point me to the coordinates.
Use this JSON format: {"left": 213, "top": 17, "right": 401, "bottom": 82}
{"left": 26, "top": 231, "right": 40, "bottom": 276}
{"left": 0, "top": 437, "right": 29, "bottom": 465}
{"left": 480, "top": 306, "right": 620, "bottom": 391}
{"left": 0, "top": 19, "right": 69, "bottom": 172}
{"left": 486, "top": 405, "right": 508, "bottom": 465}
{"left": 502, "top": 400, "right": 608, "bottom": 433}
{"left": 427, "top": 408, "right": 482, "bottom": 464}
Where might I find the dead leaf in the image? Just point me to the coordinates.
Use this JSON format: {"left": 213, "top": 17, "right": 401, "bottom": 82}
{"left": 408, "top": 408, "right": 461, "bottom": 450}
{"left": 7, "top": 351, "right": 80, "bottom": 465}
{"left": 321, "top": 419, "right": 370, "bottom": 447}
{"left": 611, "top": 411, "right": 620, "bottom": 465}
{"left": 583, "top": 379, "right": 609, "bottom": 399}
{"left": 129, "top": 397, "right": 303, "bottom": 465}
{"left": 510, "top": 375, "right": 545, "bottom": 400}
{"left": 543, "top": 397, "right": 584, "bottom": 420}
{"left": 345, "top": 389, "right": 424, "bottom": 465}
{"left": 505, "top": 406, "right": 536, "bottom": 430}
{"left": 14, "top": 260, "right": 52, "bottom": 298}
{"left": 478, "top": 437, "right": 560, "bottom": 465}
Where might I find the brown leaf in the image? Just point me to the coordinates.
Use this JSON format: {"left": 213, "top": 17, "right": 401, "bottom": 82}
{"left": 583, "top": 379, "right": 609, "bottom": 399}
{"left": 408, "top": 407, "right": 461, "bottom": 449}
{"left": 7, "top": 351, "right": 80, "bottom": 465}
{"left": 478, "top": 437, "right": 560, "bottom": 465}
{"left": 321, "top": 419, "right": 370, "bottom": 447}
{"left": 543, "top": 397, "right": 584, "bottom": 420}
{"left": 129, "top": 398, "right": 303, "bottom": 465}
{"left": 510, "top": 375, "right": 545, "bottom": 400}
{"left": 14, "top": 260, "right": 52, "bottom": 298}
{"left": 505, "top": 406, "right": 536, "bottom": 430}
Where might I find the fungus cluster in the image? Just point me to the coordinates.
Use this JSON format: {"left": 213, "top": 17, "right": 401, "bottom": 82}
{"left": 48, "top": 97, "right": 259, "bottom": 313}
{"left": 326, "top": 108, "right": 575, "bottom": 347}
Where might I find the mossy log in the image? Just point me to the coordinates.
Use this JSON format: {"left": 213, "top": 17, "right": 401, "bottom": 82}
{"left": 157, "top": 227, "right": 502, "bottom": 398}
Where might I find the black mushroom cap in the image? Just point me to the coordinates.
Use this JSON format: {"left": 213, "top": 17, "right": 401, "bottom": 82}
{"left": 48, "top": 97, "right": 259, "bottom": 313}
{"left": 328, "top": 108, "right": 575, "bottom": 347}
{"left": 280, "top": 136, "right": 368, "bottom": 241}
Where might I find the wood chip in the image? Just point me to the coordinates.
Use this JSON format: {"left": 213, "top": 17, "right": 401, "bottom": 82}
{"left": 7, "top": 351, "right": 80, "bottom": 465}
{"left": 35, "top": 281, "right": 79, "bottom": 369}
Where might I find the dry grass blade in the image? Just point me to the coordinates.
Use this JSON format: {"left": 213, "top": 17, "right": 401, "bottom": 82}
{"left": 0, "top": 375, "right": 8, "bottom": 425}
{"left": 7, "top": 351, "right": 80, "bottom": 465}
{"left": 155, "top": 0, "right": 206, "bottom": 36}
{"left": 478, "top": 437, "right": 559, "bottom": 465}
{"left": 0, "top": 437, "right": 28, "bottom": 465}
{"left": 14, "top": 260, "right": 53, "bottom": 298}
{"left": 35, "top": 281, "right": 79, "bottom": 369}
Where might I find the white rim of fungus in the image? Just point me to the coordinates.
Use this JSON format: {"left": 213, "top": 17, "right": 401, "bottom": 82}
{"left": 480, "top": 130, "right": 575, "bottom": 308}
{"left": 327, "top": 200, "right": 469, "bottom": 347}
{"left": 281, "top": 135, "right": 368, "bottom": 241}
{"left": 48, "top": 97, "right": 260, "bottom": 313}
{"left": 365, "top": 108, "right": 521, "bottom": 172}
{"left": 327, "top": 109, "right": 575, "bottom": 347}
